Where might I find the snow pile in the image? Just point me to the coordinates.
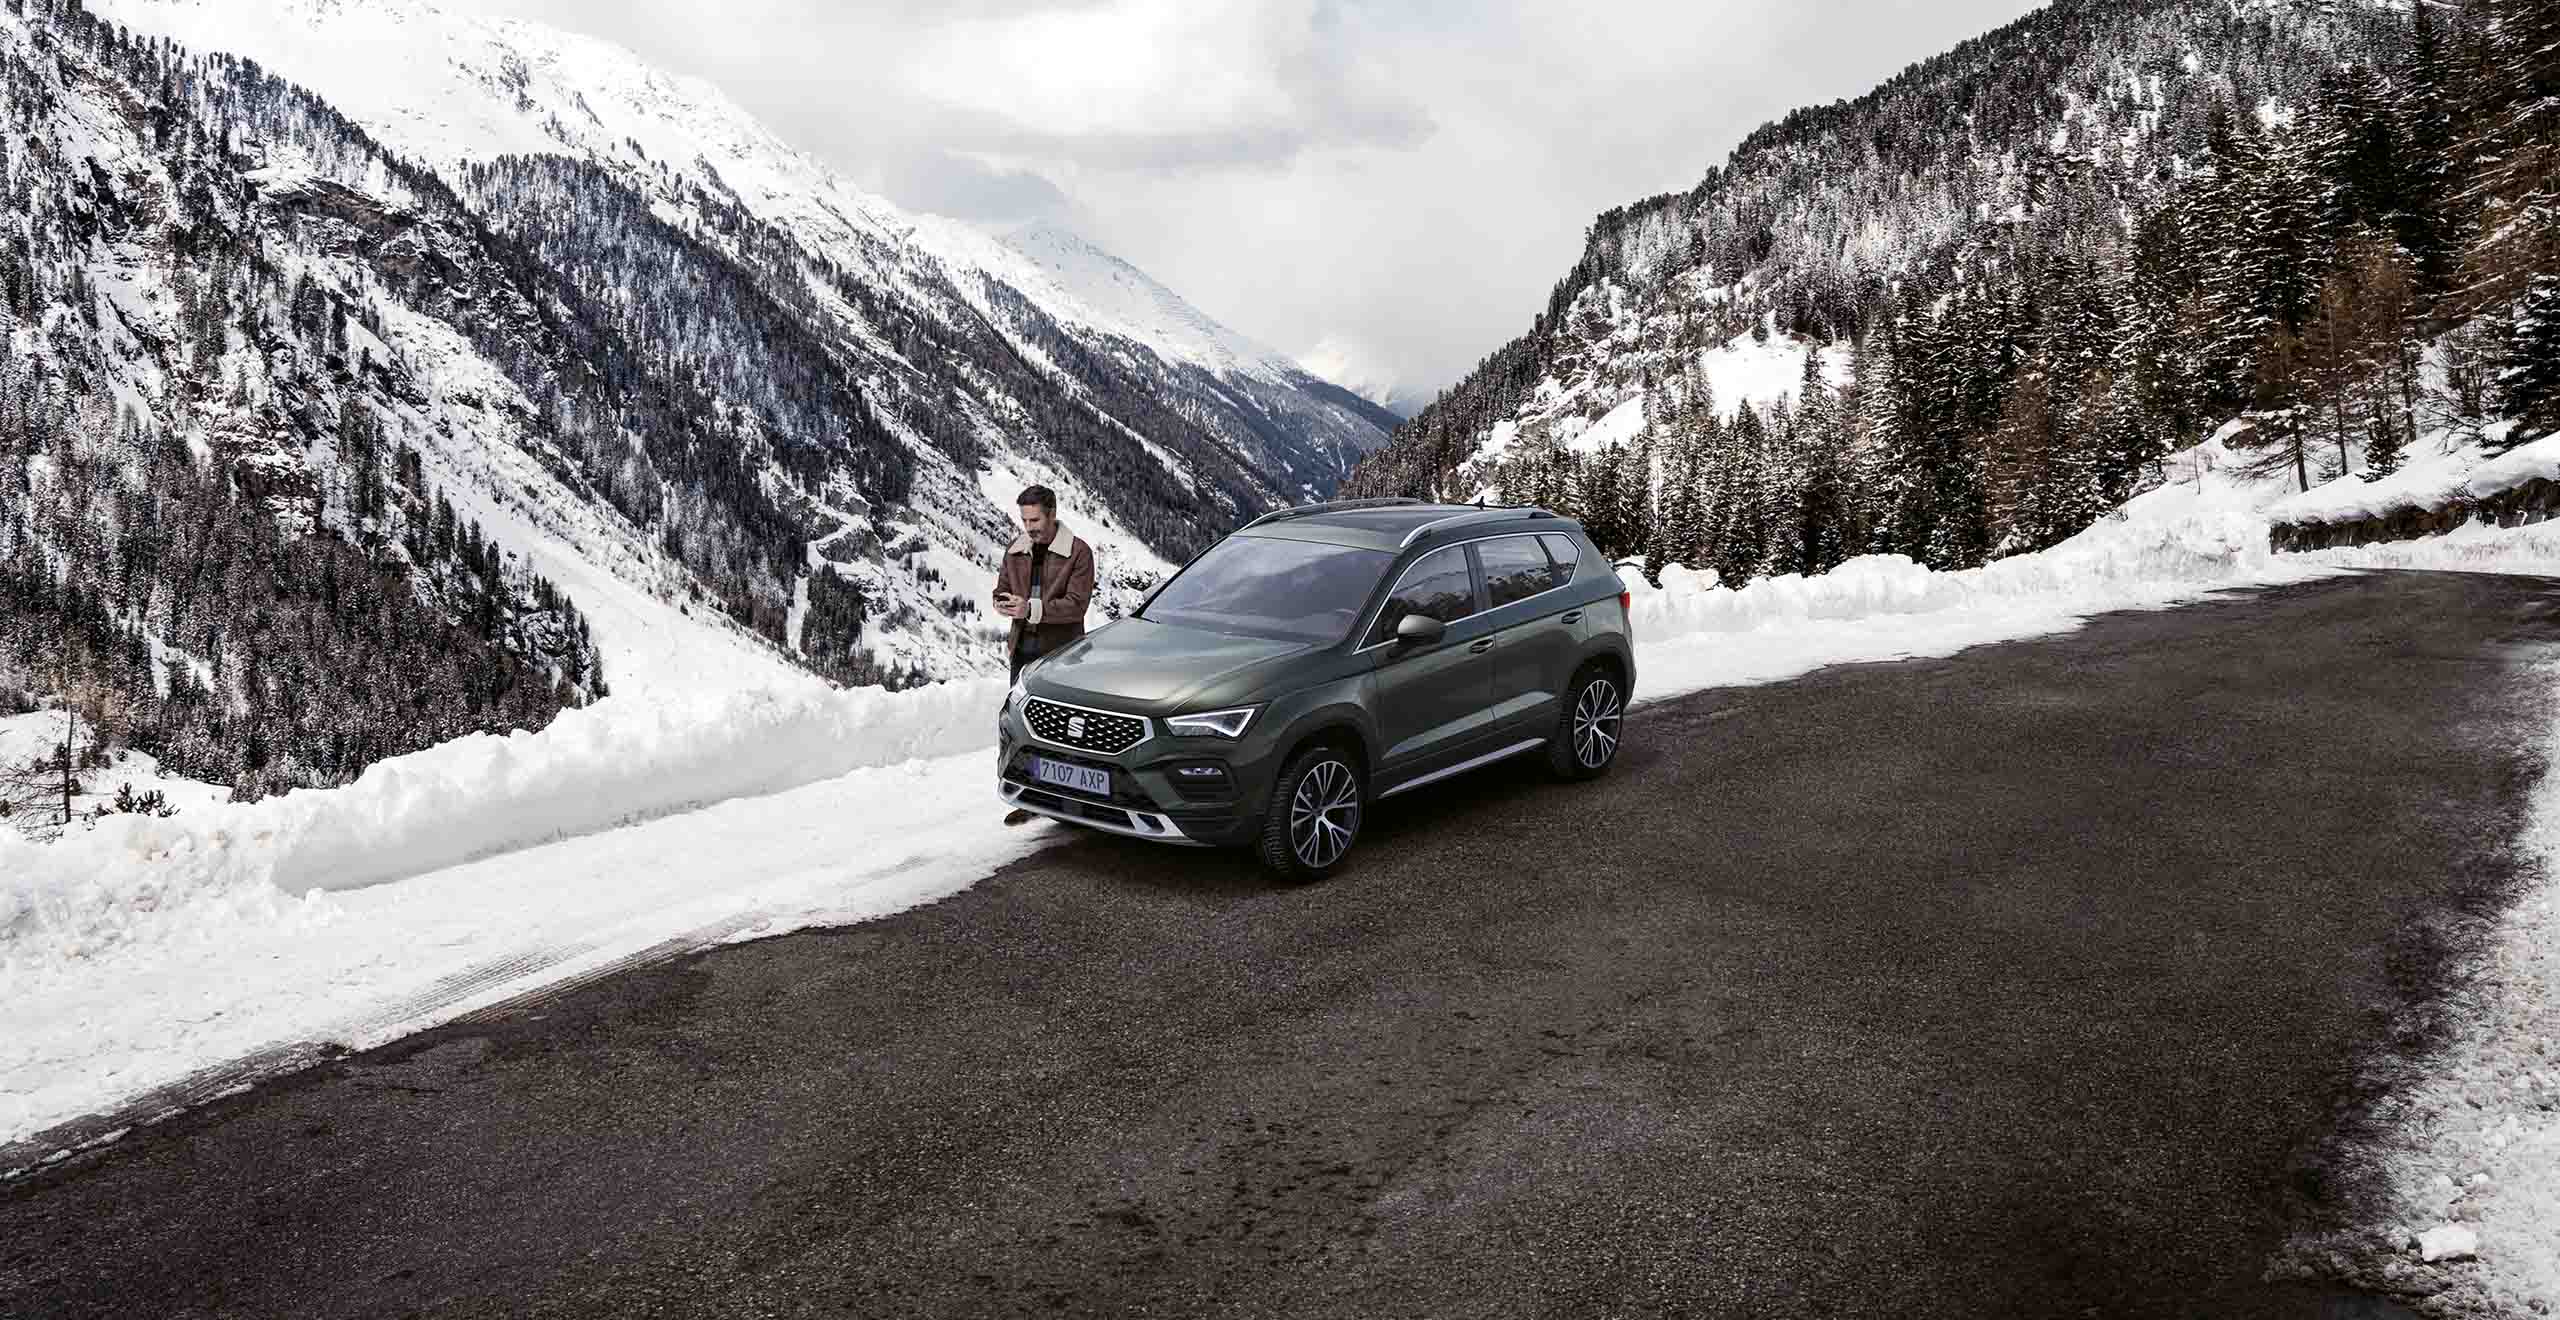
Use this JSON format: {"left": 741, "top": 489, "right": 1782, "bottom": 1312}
{"left": 1629, "top": 430, "right": 2314, "bottom": 646}
{"left": 2, "top": 749, "right": 1045, "bottom": 1155}
{"left": 0, "top": 676, "right": 1003, "bottom": 965}
{"left": 2268, "top": 423, "right": 2550, "bottom": 527}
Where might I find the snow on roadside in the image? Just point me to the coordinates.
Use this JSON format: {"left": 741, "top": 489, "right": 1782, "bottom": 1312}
{"left": 2267, "top": 422, "right": 2542, "bottom": 528}
{"left": 2270, "top": 612, "right": 2560, "bottom": 1318}
{"left": 0, "top": 677, "right": 1005, "bottom": 969}
{"left": 12, "top": 434, "right": 2560, "bottom": 1166}
{"left": 2, "top": 751, "right": 1048, "bottom": 1158}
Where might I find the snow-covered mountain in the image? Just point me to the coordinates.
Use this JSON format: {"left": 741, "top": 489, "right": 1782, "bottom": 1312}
{"left": 0, "top": 0, "right": 1397, "bottom": 804}
{"left": 84, "top": 0, "right": 1396, "bottom": 677}
{"left": 1346, "top": 0, "right": 2557, "bottom": 586}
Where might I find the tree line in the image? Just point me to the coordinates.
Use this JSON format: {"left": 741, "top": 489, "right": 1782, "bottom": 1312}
{"left": 1349, "top": 0, "right": 2559, "bottom": 579}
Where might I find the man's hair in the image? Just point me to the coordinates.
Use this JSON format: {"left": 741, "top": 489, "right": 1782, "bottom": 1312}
{"left": 1016, "top": 485, "right": 1058, "bottom": 514}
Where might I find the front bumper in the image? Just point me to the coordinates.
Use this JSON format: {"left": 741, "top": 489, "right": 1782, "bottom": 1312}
{"left": 996, "top": 777, "right": 1213, "bottom": 846}
{"left": 996, "top": 701, "right": 1268, "bottom": 849}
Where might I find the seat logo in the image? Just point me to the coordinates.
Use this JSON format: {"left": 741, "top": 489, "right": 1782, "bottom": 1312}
{"left": 1067, "top": 715, "right": 1087, "bottom": 740}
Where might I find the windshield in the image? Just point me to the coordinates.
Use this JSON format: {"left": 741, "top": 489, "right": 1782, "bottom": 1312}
{"left": 1138, "top": 535, "right": 1394, "bottom": 644}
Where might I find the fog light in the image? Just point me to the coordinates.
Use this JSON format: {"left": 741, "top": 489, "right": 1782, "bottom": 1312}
{"left": 1168, "top": 763, "right": 1231, "bottom": 798}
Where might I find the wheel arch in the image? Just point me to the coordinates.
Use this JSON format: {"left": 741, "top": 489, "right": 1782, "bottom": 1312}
{"left": 1576, "top": 645, "right": 1631, "bottom": 691}
{"left": 1282, "top": 714, "right": 1373, "bottom": 781}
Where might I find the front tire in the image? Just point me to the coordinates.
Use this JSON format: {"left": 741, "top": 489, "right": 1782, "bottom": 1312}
{"left": 1257, "top": 744, "right": 1365, "bottom": 882}
{"left": 1547, "top": 663, "right": 1626, "bottom": 781}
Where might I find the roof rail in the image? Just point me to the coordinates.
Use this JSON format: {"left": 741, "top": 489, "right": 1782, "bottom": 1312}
{"left": 1399, "top": 505, "right": 1559, "bottom": 548}
{"left": 1241, "top": 496, "right": 1427, "bottom": 531}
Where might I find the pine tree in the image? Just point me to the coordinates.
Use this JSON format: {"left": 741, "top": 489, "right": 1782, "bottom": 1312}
{"left": 2364, "top": 411, "right": 2407, "bottom": 480}
{"left": 2500, "top": 272, "right": 2560, "bottom": 443}
{"left": 1716, "top": 408, "right": 1771, "bottom": 584}
{"left": 1580, "top": 442, "right": 1625, "bottom": 557}
{"left": 2454, "top": 0, "right": 2560, "bottom": 340}
{"left": 2394, "top": 0, "right": 2464, "bottom": 303}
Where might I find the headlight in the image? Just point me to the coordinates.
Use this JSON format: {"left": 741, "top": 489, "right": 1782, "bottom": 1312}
{"left": 1167, "top": 706, "right": 1258, "bottom": 739}
{"left": 1006, "top": 675, "right": 1030, "bottom": 714}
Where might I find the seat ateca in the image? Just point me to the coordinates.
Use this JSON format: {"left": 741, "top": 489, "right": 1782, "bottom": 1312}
{"left": 997, "top": 500, "right": 1635, "bottom": 880}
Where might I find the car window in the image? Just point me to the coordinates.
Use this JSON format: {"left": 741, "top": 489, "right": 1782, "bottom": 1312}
{"left": 1364, "top": 545, "right": 1477, "bottom": 647}
{"left": 1537, "top": 533, "right": 1582, "bottom": 589}
{"left": 1479, "top": 536, "right": 1555, "bottom": 609}
{"left": 1140, "top": 536, "right": 1393, "bottom": 644}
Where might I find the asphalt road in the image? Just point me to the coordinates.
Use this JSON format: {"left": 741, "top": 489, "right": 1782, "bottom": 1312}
{"left": 6, "top": 571, "right": 2555, "bottom": 1320}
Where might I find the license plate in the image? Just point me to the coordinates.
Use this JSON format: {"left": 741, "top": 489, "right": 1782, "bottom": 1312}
{"left": 1028, "top": 755, "right": 1111, "bottom": 798}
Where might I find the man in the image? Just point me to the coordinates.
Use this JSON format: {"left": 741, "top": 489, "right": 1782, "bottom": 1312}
{"left": 994, "top": 485, "right": 1096, "bottom": 825}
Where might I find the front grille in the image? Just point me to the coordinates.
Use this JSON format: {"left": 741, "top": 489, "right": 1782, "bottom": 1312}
{"left": 1024, "top": 698, "right": 1148, "bottom": 755}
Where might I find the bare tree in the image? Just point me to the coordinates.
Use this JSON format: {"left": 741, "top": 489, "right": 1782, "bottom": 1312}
{"left": 2427, "top": 322, "right": 2503, "bottom": 448}
{"left": 0, "top": 702, "right": 81, "bottom": 840}
{"left": 0, "top": 632, "right": 108, "bottom": 840}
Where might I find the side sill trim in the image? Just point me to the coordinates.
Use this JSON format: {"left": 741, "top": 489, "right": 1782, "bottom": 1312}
{"left": 1375, "top": 738, "right": 1547, "bottom": 800}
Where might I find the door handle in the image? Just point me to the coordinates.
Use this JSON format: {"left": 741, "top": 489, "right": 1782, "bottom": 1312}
{"left": 1468, "top": 638, "right": 1496, "bottom": 654}
{"left": 1561, "top": 610, "right": 1583, "bottom": 624}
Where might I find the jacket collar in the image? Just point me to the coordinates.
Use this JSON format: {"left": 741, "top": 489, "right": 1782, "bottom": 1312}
{"left": 1006, "top": 524, "right": 1078, "bottom": 559}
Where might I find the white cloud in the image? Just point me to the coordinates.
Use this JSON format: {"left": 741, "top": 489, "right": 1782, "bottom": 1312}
{"left": 473, "top": 0, "right": 2050, "bottom": 399}
{"left": 901, "top": 0, "right": 1430, "bottom": 171}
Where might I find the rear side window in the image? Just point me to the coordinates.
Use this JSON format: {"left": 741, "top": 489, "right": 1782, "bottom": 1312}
{"left": 1478, "top": 536, "right": 1555, "bottom": 609}
{"left": 1364, "top": 545, "right": 1477, "bottom": 647}
{"left": 1537, "top": 534, "right": 1583, "bottom": 589}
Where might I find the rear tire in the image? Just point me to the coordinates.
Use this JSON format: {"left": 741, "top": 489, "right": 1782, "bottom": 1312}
{"left": 1256, "top": 743, "right": 1365, "bottom": 882}
{"left": 1547, "top": 662, "right": 1626, "bottom": 781}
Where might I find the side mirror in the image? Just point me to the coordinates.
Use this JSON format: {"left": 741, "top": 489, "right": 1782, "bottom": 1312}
{"left": 1394, "top": 613, "right": 1447, "bottom": 648}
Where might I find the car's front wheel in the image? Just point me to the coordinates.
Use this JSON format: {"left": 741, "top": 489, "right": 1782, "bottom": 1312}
{"left": 1257, "top": 743, "right": 1365, "bottom": 881}
{"left": 1547, "top": 662, "right": 1626, "bottom": 781}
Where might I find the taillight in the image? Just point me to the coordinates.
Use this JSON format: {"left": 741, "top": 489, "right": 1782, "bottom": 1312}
{"left": 1619, "top": 589, "right": 1633, "bottom": 640}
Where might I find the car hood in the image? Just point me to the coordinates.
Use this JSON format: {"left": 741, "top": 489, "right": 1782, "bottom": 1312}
{"left": 1028, "top": 619, "right": 1318, "bottom": 712}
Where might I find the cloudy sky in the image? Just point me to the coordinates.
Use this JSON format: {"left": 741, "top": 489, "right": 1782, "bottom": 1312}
{"left": 475, "top": 0, "right": 2047, "bottom": 406}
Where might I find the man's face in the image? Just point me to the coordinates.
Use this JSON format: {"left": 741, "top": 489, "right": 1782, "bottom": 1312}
{"left": 1019, "top": 503, "right": 1052, "bottom": 541}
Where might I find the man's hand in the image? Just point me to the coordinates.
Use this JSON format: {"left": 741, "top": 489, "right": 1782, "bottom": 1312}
{"left": 993, "top": 591, "right": 1026, "bottom": 621}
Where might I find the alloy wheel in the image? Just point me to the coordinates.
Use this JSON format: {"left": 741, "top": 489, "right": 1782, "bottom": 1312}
{"left": 1573, "top": 678, "right": 1622, "bottom": 770}
{"left": 1288, "top": 758, "right": 1361, "bottom": 869}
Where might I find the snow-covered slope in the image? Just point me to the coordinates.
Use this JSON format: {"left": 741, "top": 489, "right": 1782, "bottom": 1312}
{"left": 1339, "top": 0, "right": 2482, "bottom": 577}
{"left": 92, "top": 0, "right": 1397, "bottom": 687}
{"left": 90, "top": 0, "right": 1298, "bottom": 382}
{"left": 973, "top": 220, "right": 1284, "bottom": 380}
{"left": 0, "top": 0, "right": 816, "bottom": 806}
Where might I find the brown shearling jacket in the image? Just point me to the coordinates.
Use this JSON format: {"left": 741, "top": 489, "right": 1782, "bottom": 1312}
{"left": 995, "top": 525, "right": 1096, "bottom": 663}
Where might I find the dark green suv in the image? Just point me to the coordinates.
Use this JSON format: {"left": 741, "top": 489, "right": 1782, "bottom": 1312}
{"left": 997, "top": 499, "right": 1635, "bottom": 880}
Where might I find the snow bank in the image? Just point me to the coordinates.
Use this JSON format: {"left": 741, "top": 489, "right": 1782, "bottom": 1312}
{"left": 1, "top": 677, "right": 1002, "bottom": 965}
{"left": 1627, "top": 433, "right": 2325, "bottom": 648}
{"left": 2, "top": 749, "right": 1047, "bottom": 1154}
{"left": 2267, "top": 424, "right": 2552, "bottom": 527}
